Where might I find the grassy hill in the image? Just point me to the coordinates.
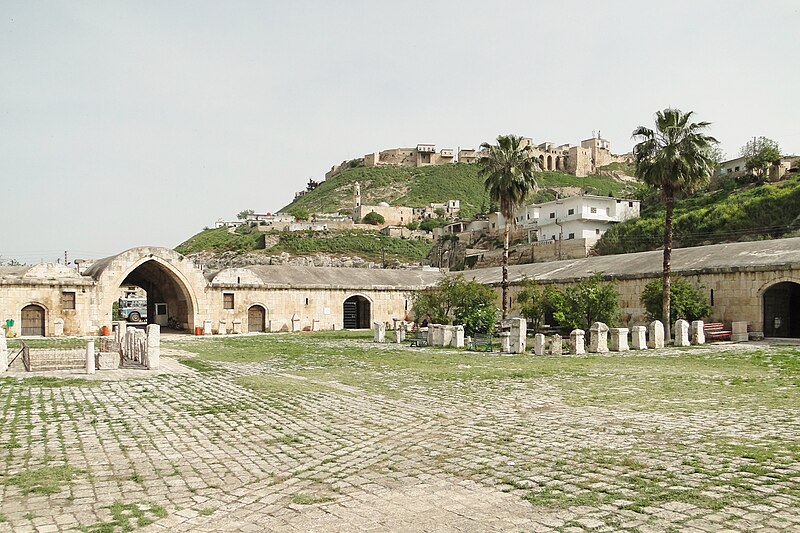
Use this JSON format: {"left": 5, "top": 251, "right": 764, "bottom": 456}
{"left": 595, "top": 174, "right": 800, "bottom": 255}
{"left": 282, "top": 164, "right": 636, "bottom": 219}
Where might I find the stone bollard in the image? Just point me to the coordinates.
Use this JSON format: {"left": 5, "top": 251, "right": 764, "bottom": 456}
{"left": 114, "top": 321, "right": 127, "bottom": 344}
{"left": 146, "top": 324, "right": 160, "bottom": 370}
{"left": 427, "top": 325, "right": 435, "bottom": 346}
{"left": 86, "top": 339, "right": 96, "bottom": 375}
{"left": 691, "top": 320, "right": 705, "bottom": 345}
{"left": 569, "top": 329, "right": 585, "bottom": 355}
{"left": 452, "top": 325, "right": 465, "bottom": 349}
{"left": 442, "top": 325, "right": 454, "bottom": 347}
{"left": 399, "top": 323, "right": 407, "bottom": 342}
{"left": 509, "top": 318, "right": 526, "bottom": 354}
{"left": 54, "top": 318, "right": 65, "bottom": 337}
{"left": 433, "top": 325, "right": 446, "bottom": 347}
{"left": 589, "top": 322, "right": 609, "bottom": 353}
{"left": 312, "top": 319, "right": 320, "bottom": 332}
{"left": 373, "top": 321, "right": 386, "bottom": 343}
{"left": 533, "top": 333, "right": 546, "bottom": 356}
{"left": 609, "top": 328, "right": 629, "bottom": 352}
{"left": 218, "top": 320, "right": 227, "bottom": 335}
{"left": 549, "top": 334, "right": 563, "bottom": 356}
{"left": 674, "top": 319, "right": 690, "bottom": 347}
{"left": 500, "top": 331, "right": 511, "bottom": 353}
{"left": 1, "top": 329, "right": 8, "bottom": 373}
{"left": 731, "top": 321, "right": 749, "bottom": 342}
{"left": 291, "top": 314, "right": 301, "bottom": 332}
{"left": 393, "top": 329, "right": 403, "bottom": 343}
{"left": 647, "top": 320, "right": 665, "bottom": 349}
{"left": 125, "top": 326, "right": 137, "bottom": 360}
{"left": 631, "top": 326, "right": 647, "bottom": 350}
{"left": 232, "top": 319, "right": 242, "bottom": 334}
{"left": 203, "top": 319, "right": 213, "bottom": 336}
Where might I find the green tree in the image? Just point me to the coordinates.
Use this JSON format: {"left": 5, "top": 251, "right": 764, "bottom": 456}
{"left": 740, "top": 136, "right": 782, "bottom": 180}
{"left": 362, "top": 211, "right": 385, "bottom": 225}
{"left": 632, "top": 108, "right": 717, "bottom": 340}
{"left": 434, "top": 207, "right": 446, "bottom": 219}
{"left": 405, "top": 220, "right": 419, "bottom": 231}
{"left": 289, "top": 207, "right": 310, "bottom": 221}
{"left": 237, "top": 209, "right": 255, "bottom": 220}
{"left": 551, "top": 274, "right": 620, "bottom": 331}
{"left": 641, "top": 277, "right": 711, "bottom": 324}
{"left": 478, "top": 134, "right": 542, "bottom": 319}
{"left": 419, "top": 218, "right": 446, "bottom": 232}
{"left": 516, "top": 279, "right": 561, "bottom": 333}
{"left": 410, "top": 275, "right": 497, "bottom": 335}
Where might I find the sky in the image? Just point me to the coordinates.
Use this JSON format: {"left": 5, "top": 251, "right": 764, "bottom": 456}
{"left": 1, "top": 0, "right": 798, "bottom": 264}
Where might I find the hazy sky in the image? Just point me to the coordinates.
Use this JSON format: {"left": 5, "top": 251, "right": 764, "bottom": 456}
{"left": 2, "top": 1, "right": 798, "bottom": 263}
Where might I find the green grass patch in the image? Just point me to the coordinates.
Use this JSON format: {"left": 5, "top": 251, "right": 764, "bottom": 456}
{"left": 5, "top": 465, "right": 81, "bottom": 495}
{"left": 177, "top": 358, "right": 220, "bottom": 373}
{"left": 291, "top": 492, "right": 334, "bottom": 505}
{"left": 80, "top": 501, "right": 167, "bottom": 532}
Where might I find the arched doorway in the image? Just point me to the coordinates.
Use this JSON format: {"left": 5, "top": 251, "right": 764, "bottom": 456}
{"left": 343, "top": 295, "right": 371, "bottom": 329}
{"left": 763, "top": 281, "right": 800, "bottom": 337}
{"left": 547, "top": 155, "right": 553, "bottom": 170}
{"left": 248, "top": 305, "right": 266, "bottom": 333}
{"left": 119, "top": 260, "right": 195, "bottom": 330}
{"left": 21, "top": 304, "right": 45, "bottom": 336}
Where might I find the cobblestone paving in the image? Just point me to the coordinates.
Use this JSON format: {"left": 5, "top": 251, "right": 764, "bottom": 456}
{"left": 1, "top": 339, "right": 799, "bottom": 532}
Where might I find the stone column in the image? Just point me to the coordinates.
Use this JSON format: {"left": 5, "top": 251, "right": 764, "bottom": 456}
{"left": 631, "top": 326, "right": 647, "bottom": 350}
{"left": 146, "top": 324, "right": 160, "bottom": 370}
{"left": 452, "top": 326, "right": 465, "bottom": 349}
{"left": 509, "top": 318, "right": 526, "bottom": 354}
{"left": 533, "top": 333, "right": 546, "bottom": 356}
{"left": 373, "top": 321, "right": 385, "bottom": 343}
{"left": 86, "top": 339, "right": 96, "bottom": 375}
{"left": 393, "top": 329, "right": 402, "bottom": 343}
{"left": 674, "top": 319, "right": 690, "bottom": 347}
{"left": 218, "top": 320, "right": 227, "bottom": 335}
{"left": 691, "top": 320, "right": 705, "bottom": 345}
{"left": 731, "top": 321, "right": 749, "bottom": 342}
{"left": 647, "top": 320, "right": 665, "bottom": 349}
{"left": 442, "top": 326, "right": 453, "bottom": 347}
{"left": 203, "top": 319, "right": 213, "bottom": 336}
{"left": 232, "top": 319, "right": 242, "bottom": 334}
{"left": 549, "top": 334, "right": 562, "bottom": 356}
{"left": 589, "top": 322, "right": 609, "bottom": 353}
{"left": 609, "top": 328, "right": 629, "bottom": 352}
{"left": 427, "top": 326, "right": 434, "bottom": 346}
{"left": 399, "top": 323, "right": 407, "bottom": 342}
{"left": 54, "top": 318, "right": 65, "bottom": 337}
{"left": 0, "top": 329, "right": 8, "bottom": 373}
{"left": 114, "top": 321, "right": 127, "bottom": 345}
{"left": 500, "top": 331, "right": 511, "bottom": 353}
{"left": 125, "top": 326, "right": 137, "bottom": 360}
{"left": 569, "top": 329, "right": 585, "bottom": 355}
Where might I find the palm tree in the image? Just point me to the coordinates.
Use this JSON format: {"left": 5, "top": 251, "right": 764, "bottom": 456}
{"left": 478, "top": 134, "right": 542, "bottom": 320}
{"left": 632, "top": 108, "right": 717, "bottom": 341}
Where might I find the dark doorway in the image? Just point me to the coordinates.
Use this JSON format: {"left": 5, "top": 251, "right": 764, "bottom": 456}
{"left": 21, "top": 305, "right": 45, "bottom": 336}
{"left": 248, "top": 305, "right": 266, "bottom": 332}
{"left": 763, "top": 281, "right": 800, "bottom": 338}
{"left": 343, "top": 295, "right": 371, "bottom": 329}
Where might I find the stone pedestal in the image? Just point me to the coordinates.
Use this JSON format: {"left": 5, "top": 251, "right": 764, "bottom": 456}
{"left": 509, "top": 318, "right": 526, "bottom": 354}
{"left": 731, "top": 321, "right": 749, "bottom": 342}
{"left": 647, "top": 320, "right": 665, "bottom": 349}
{"left": 114, "top": 321, "right": 127, "bottom": 344}
{"left": 691, "top": 320, "right": 705, "bottom": 345}
{"left": 232, "top": 319, "right": 242, "bottom": 334}
{"left": 442, "top": 326, "right": 453, "bottom": 347}
{"left": 399, "top": 323, "right": 407, "bottom": 342}
{"left": 1, "top": 329, "right": 8, "bottom": 373}
{"left": 500, "top": 332, "right": 511, "bottom": 353}
{"left": 569, "top": 329, "right": 585, "bottom": 355}
{"left": 393, "top": 329, "right": 403, "bottom": 343}
{"left": 373, "top": 321, "right": 386, "bottom": 343}
{"left": 291, "top": 314, "right": 300, "bottom": 332}
{"left": 549, "top": 334, "right": 562, "bottom": 356}
{"left": 203, "top": 320, "right": 213, "bottom": 336}
{"left": 86, "top": 339, "right": 96, "bottom": 375}
{"left": 631, "top": 326, "right": 647, "bottom": 350}
{"left": 533, "top": 333, "right": 546, "bottom": 356}
{"left": 218, "top": 320, "right": 227, "bottom": 335}
{"left": 674, "top": 319, "right": 690, "bottom": 347}
{"left": 589, "top": 322, "right": 609, "bottom": 353}
{"left": 312, "top": 319, "right": 320, "bottom": 332}
{"left": 609, "top": 328, "right": 629, "bottom": 352}
{"left": 54, "top": 318, "right": 65, "bottom": 337}
{"left": 146, "top": 324, "right": 160, "bottom": 370}
{"left": 452, "top": 326, "right": 465, "bottom": 349}
{"left": 427, "top": 326, "right": 435, "bottom": 346}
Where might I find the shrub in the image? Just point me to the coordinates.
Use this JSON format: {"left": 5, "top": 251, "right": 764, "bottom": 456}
{"left": 419, "top": 218, "right": 447, "bottom": 232}
{"left": 550, "top": 274, "right": 620, "bottom": 331}
{"left": 516, "top": 279, "right": 562, "bottom": 332}
{"left": 411, "top": 275, "right": 497, "bottom": 335}
{"left": 641, "top": 277, "right": 711, "bottom": 323}
{"left": 362, "top": 212, "right": 385, "bottom": 225}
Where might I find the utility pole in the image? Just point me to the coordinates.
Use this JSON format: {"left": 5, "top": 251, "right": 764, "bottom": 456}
{"left": 64, "top": 251, "right": 68, "bottom": 265}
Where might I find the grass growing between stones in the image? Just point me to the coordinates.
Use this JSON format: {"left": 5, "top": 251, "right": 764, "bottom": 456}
{"left": 0, "top": 376, "right": 102, "bottom": 388}
{"left": 4, "top": 465, "right": 82, "bottom": 495}
{"left": 80, "top": 501, "right": 167, "bottom": 532}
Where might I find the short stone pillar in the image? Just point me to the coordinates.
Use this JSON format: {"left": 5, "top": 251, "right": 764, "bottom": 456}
{"left": 393, "top": 329, "right": 403, "bottom": 343}
{"left": 452, "top": 325, "right": 465, "bottom": 349}
{"left": 442, "top": 325, "right": 454, "bottom": 347}
{"left": 631, "top": 326, "right": 647, "bottom": 350}
{"left": 731, "top": 321, "right": 749, "bottom": 342}
{"left": 146, "top": 324, "right": 160, "bottom": 370}
{"left": 373, "top": 321, "right": 385, "bottom": 343}
{"left": 125, "top": 326, "right": 137, "bottom": 359}
{"left": 203, "top": 319, "right": 213, "bottom": 336}
{"left": 0, "top": 329, "right": 8, "bottom": 373}
{"left": 691, "top": 320, "right": 705, "bottom": 345}
{"left": 114, "top": 321, "right": 127, "bottom": 344}
{"left": 500, "top": 331, "right": 511, "bottom": 353}
{"left": 569, "top": 329, "right": 585, "bottom": 355}
{"left": 589, "top": 322, "right": 609, "bottom": 353}
{"left": 232, "top": 319, "right": 242, "bottom": 334}
{"left": 311, "top": 319, "right": 320, "bottom": 332}
{"left": 647, "top": 320, "right": 665, "bottom": 349}
{"left": 399, "top": 323, "right": 407, "bottom": 342}
{"left": 53, "top": 318, "right": 65, "bottom": 337}
{"left": 549, "top": 334, "right": 562, "bottom": 356}
{"left": 533, "top": 333, "right": 546, "bottom": 356}
{"left": 609, "top": 328, "right": 629, "bottom": 352}
{"left": 674, "top": 319, "right": 690, "bottom": 347}
{"left": 427, "top": 325, "right": 435, "bottom": 346}
{"left": 85, "top": 339, "right": 96, "bottom": 375}
{"left": 218, "top": 320, "right": 227, "bottom": 335}
{"left": 509, "top": 318, "right": 526, "bottom": 354}
{"left": 291, "top": 314, "right": 301, "bottom": 332}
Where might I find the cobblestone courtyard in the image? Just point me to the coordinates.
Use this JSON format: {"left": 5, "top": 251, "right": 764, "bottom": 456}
{"left": 1, "top": 333, "right": 799, "bottom": 532}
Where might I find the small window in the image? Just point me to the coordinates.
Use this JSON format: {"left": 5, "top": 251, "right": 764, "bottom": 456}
{"left": 61, "top": 291, "right": 76, "bottom": 310}
{"left": 590, "top": 207, "right": 597, "bottom": 213}
{"left": 629, "top": 201, "right": 634, "bottom": 207}
{"left": 710, "top": 289, "right": 715, "bottom": 306}
{"left": 223, "top": 293, "right": 234, "bottom": 309}
{"left": 549, "top": 212, "right": 555, "bottom": 219}
{"left": 595, "top": 228, "right": 601, "bottom": 235}
{"left": 568, "top": 233, "right": 575, "bottom": 239}
{"left": 305, "top": 298, "right": 309, "bottom": 305}
{"left": 568, "top": 208, "right": 574, "bottom": 215}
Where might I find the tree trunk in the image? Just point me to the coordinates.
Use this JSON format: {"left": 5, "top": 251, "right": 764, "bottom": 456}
{"left": 662, "top": 193, "right": 674, "bottom": 342}
{"left": 502, "top": 223, "right": 510, "bottom": 320}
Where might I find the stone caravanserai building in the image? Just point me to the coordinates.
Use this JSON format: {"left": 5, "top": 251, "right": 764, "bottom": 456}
{"left": 0, "top": 239, "right": 799, "bottom": 339}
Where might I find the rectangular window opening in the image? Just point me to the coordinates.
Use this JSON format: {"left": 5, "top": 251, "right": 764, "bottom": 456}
{"left": 223, "top": 293, "right": 234, "bottom": 309}
{"left": 61, "top": 291, "right": 76, "bottom": 310}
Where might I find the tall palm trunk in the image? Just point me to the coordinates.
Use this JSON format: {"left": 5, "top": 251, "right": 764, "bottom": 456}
{"left": 662, "top": 192, "right": 674, "bottom": 341}
{"left": 502, "top": 223, "right": 510, "bottom": 320}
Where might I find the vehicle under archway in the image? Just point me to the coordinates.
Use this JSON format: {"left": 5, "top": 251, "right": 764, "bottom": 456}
{"left": 763, "top": 281, "right": 800, "bottom": 338}
{"left": 119, "top": 260, "right": 195, "bottom": 331}
{"left": 343, "top": 295, "right": 371, "bottom": 329}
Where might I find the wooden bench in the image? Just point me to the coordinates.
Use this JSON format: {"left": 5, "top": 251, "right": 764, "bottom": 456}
{"left": 704, "top": 322, "right": 732, "bottom": 342}
{"left": 467, "top": 335, "right": 493, "bottom": 352}
{"left": 409, "top": 331, "right": 428, "bottom": 347}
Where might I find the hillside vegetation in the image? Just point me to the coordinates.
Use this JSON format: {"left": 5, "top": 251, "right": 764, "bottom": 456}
{"left": 282, "top": 164, "right": 636, "bottom": 218}
{"left": 595, "top": 174, "right": 800, "bottom": 255}
{"left": 176, "top": 226, "right": 265, "bottom": 254}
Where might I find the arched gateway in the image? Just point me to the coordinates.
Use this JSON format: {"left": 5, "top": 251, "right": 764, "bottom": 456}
{"left": 343, "top": 295, "right": 371, "bottom": 329}
{"left": 763, "top": 281, "right": 800, "bottom": 338}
